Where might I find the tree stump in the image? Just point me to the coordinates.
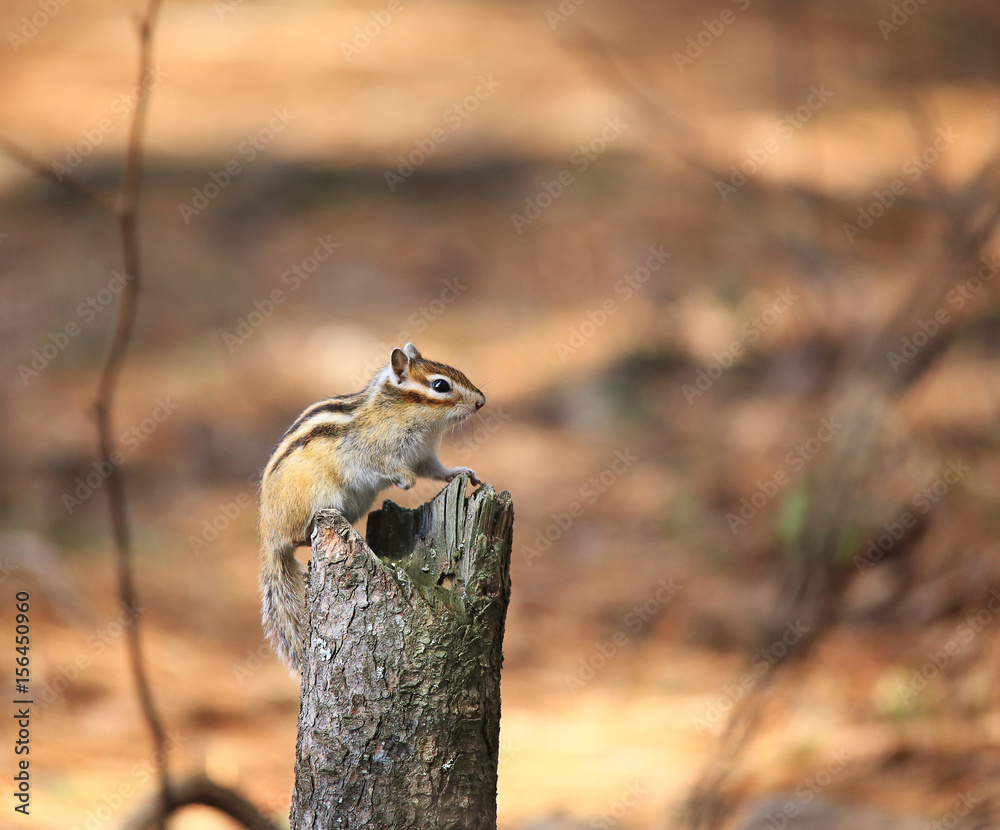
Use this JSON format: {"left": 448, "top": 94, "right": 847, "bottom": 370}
{"left": 290, "top": 476, "right": 514, "bottom": 830}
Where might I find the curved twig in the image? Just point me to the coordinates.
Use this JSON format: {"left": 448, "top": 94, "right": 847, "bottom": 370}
{"left": 94, "top": 2, "right": 173, "bottom": 823}
{"left": 119, "top": 776, "right": 280, "bottom": 830}
{"left": 0, "top": 134, "right": 116, "bottom": 211}
{"left": 1, "top": 3, "right": 284, "bottom": 829}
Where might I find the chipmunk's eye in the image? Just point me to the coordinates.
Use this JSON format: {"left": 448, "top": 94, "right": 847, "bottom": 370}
{"left": 431, "top": 379, "right": 451, "bottom": 393}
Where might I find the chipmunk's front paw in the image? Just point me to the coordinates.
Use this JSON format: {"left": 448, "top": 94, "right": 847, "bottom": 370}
{"left": 394, "top": 471, "right": 417, "bottom": 490}
{"left": 445, "top": 467, "right": 481, "bottom": 487}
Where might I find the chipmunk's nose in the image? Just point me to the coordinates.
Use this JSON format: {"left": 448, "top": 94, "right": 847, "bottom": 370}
{"left": 475, "top": 394, "right": 486, "bottom": 410}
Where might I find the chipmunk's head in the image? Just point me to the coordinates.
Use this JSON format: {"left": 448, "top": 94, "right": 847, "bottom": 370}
{"left": 387, "top": 343, "right": 485, "bottom": 425}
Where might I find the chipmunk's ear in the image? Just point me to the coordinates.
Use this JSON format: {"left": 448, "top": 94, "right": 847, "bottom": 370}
{"left": 403, "top": 343, "right": 421, "bottom": 359}
{"left": 390, "top": 347, "right": 410, "bottom": 381}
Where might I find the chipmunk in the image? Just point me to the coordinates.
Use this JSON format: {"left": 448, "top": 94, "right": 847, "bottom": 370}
{"left": 258, "top": 343, "right": 486, "bottom": 671}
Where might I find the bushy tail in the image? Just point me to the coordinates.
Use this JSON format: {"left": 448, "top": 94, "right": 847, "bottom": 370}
{"left": 260, "top": 544, "right": 305, "bottom": 673}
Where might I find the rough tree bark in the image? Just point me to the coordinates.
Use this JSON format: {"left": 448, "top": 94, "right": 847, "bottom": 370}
{"left": 290, "top": 476, "right": 514, "bottom": 830}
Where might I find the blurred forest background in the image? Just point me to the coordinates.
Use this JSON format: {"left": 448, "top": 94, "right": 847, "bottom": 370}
{"left": 2, "top": 0, "right": 1000, "bottom": 828}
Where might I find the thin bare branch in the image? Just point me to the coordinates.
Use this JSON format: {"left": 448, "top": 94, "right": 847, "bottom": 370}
{"left": 4, "top": 4, "right": 301, "bottom": 830}
{"left": 0, "top": 134, "right": 115, "bottom": 211}
{"left": 91, "top": 1, "right": 172, "bottom": 826}
{"left": 119, "top": 776, "right": 281, "bottom": 830}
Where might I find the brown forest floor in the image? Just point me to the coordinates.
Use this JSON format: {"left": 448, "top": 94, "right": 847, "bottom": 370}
{"left": 2, "top": 1, "right": 1000, "bottom": 828}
